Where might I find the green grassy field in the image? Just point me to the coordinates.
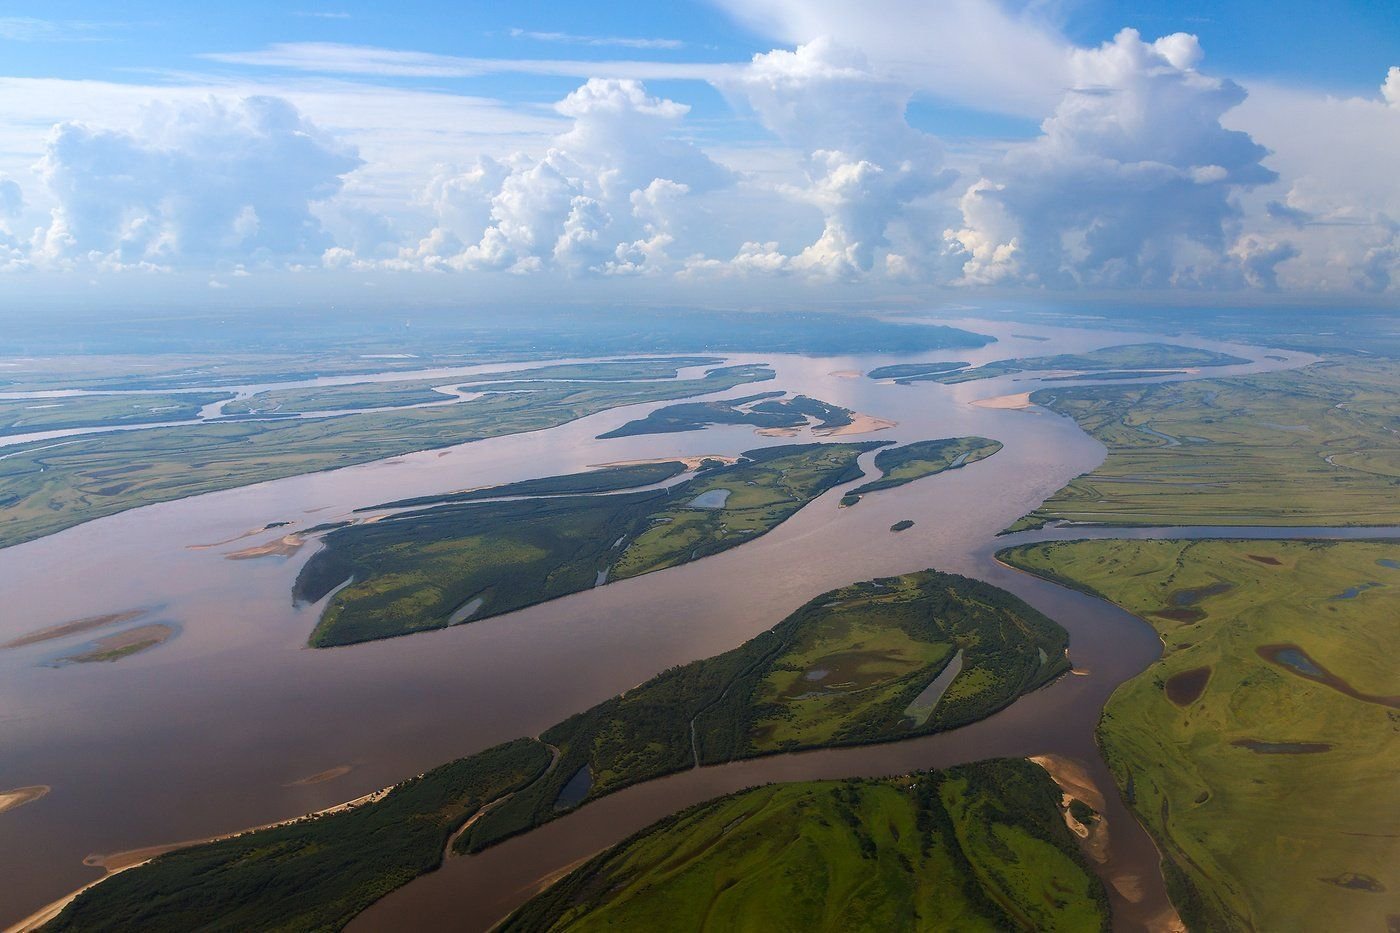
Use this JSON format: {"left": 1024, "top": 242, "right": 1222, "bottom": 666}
{"left": 46, "top": 738, "right": 553, "bottom": 933}
{"left": 221, "top": 358, "right": 723, "bottom": 415}
{"left": 841, "top": 437, "right": 1003, "bottom": 506}
{"left": 367, "top": 460, "right": 689, "bottom": 511}
{"left": 297, "top": 443, "right": 880, "bottom": 646}
{"left": 597, "top": 393, "right": 852, "bottom": 438}
{"left": 48, "top": 572, "right": 1074, "bottom": 931}
{"left": 1000, "top": 538, "right": 1400, "bottom": 931}
{"left": 504, "top": 760, "right": 1109, "bottom": 933}
{"left": 895, "top": 343, "right": 1248, "bottom": 385}
{"left": 0, "top": 363, "right": 772, "bottom": 551}
{"left": 867, "top": 361, "right": 970, "bottom": 381}
{"left": 0, "top": 391, "right": 231, "bottom": 436}
{"left": 1010, "top": 360, "right": 1400, "bottom": 528}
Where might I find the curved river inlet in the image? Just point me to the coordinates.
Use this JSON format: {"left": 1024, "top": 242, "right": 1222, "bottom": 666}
{"left": 0, "top": 320, "right": 1329, "bottom": 929}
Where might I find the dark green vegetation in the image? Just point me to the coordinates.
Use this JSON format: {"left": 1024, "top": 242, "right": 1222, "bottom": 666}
{"left": 840, "top": 437, "right": 1003, "bottom": 506}
{"left": 222, "top": 359, "right": 722, "bottom": 415}
{"left": 0, "top": 391, "right": 232, "bottom": 437}
{"left": 504, "top": 760, "right": 1109, "bottom": 933}
{"left": 907, "top": 343, "right": 1249, "bottom": 385}
{"left": 0, "top": 363, "right": 772, "bottom": 551}
{"left": 1001, "top": 539, "right": 1400, "bottom": 931}
{"left": 458, "top": 570, "right": 1068, "bottom": 852}
{"left": 598, "top": 393, "right": 852, "bottom": 438}
{"left": 55, "top": 573, "right": 1071, "bottom": 930}
{"left": 1010, "top": 360, "right": 1400, "bottom": 528}
{"left": 47, "top": 739, "right": 553, "bottom": 933}
{"left": 297, "top": 444, "right": 881, "bottom": 646}
{"left": 891, "top": 520, "right": 915, "bottom": 532}
{"left": 366, "top": 461, "right": 688, "bottom": 511}
{"left": 1, "top": 307, "right": 991, "bottom": 392}
{"left": 867, "top": 361, "right": 970, "bottom": 382}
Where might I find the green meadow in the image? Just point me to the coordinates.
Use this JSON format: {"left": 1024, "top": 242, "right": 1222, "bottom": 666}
{"left": 1012, "top": 360, "right": 1400, "bottom": 528}
{"left": 0, "top": 363, "right": 771, "bottom": 551}
{"left": 597, "top": 392, "right": 853, "bottom": 438}
{"left": 297, "top": 442, "right": 880, "bottom": 646}
{"left": 841, "top": 437, "right": 1002, "bottom": 505}
{"left": 1000, "top": 538, "right": 1400, "bottom": 931}
{"left": 52, "top": 571, "right": 1070, "bottom": 930}
{"left": 0, "top": 391, "right": 232, "bottom": 437}
{"left": 893, "top": 342, "right": 1247, "bottom": 385}
{"left": 504, "top": 760, "right": 1109, "bottom": 933}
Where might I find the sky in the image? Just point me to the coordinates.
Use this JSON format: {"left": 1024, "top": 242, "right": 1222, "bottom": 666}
{"left": 0, "top": 0, "right": 1397, "bottom": 309}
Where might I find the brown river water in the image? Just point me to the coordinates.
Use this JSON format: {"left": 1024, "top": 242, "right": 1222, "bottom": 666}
{"left": 0, "top": 319, "right": 1334, "bottom": 929}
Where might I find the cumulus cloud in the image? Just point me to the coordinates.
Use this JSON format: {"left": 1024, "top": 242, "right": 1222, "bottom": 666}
{"left": 33, "top": 96, "right": 361, "bottom": 269}
{"left": 393, "top": 78, "right": 731, "bottom": 276}
{"left": 945, "top": 29, "right": 1276, "bottom": 288}
{"left": 719, "top": 39, "right": 955, "bottom": 279}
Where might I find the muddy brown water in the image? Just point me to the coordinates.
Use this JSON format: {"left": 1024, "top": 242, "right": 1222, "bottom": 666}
{"left": 0, "top": 319, "right": 1370, "bottom": 931}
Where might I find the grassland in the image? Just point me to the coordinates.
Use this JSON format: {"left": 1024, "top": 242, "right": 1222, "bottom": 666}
{"left": 221, "top": 358, "right": 722, "bottom": 415}
{"left": 907, "top": 343, "right": 1249, "bottom": 385}
{"left": 0, "top": 363, "right": 772, "bottom": 551}
{"left": 597, "top": 393, "right": 853, "bottom": 438}
{"left": 367, "top": 460, "right": 689, "bottom": 511}
{"left": 297, "top": 443, "right": 880, "bottom": 646}
{"left": 867, "top": 361, "right": 970, "bottom": 381}
{"left": 1000, "top": 538, "right": 1400, "bottom": 931}
{"left": 841, "top": 437, "right": 1003, "bottom": 506}
{"left": 49, "top": 571, "right": 1071, "bottom": 930}
{"left": 504, "top": 760, "right": 1109, "bottom": 933}
{"left": 1011, "top": 360, "right": 1400, "bottom": 528}
{"left": 0, "top": 391, "right": 230, "bottom": 437}
{"left": 45, "top": 739, "right": 553, "bottom": 933}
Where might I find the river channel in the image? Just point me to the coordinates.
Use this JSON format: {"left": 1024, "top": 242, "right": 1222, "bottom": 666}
{"left": 0, "top": 319, "right": 1343, "bottom": 929}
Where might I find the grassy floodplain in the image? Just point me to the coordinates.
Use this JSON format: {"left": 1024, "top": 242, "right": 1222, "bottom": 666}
{"left": 49, "top": 571, "right": 1069, "bottom": 930}
{"left": 504, "top": 760, "right": 1109, "bottom": 933}
{"left": 0, "top": 362, "right": 772, "bottom": 551}
{"left": 840, "top": 437, "right": 1003, "bottom": 506}
{"left": 1000, "top": 538, "right": 1400, "bottom": 931}
{"left": 221, "top": 358, "right": 723, "bottom": 415}
{"left": 1012, "top": 360, "right": 1400, "bottom": 528}
{"left": 597, "top": 392, "right": 853, "bottom": 438}
{"left": 296, "top": 442, "right": 881, "bottom": 646}
{"left": 0, "top": 391, "right": 232, "bottom": 437}
{"left": 885, "top": 343, "right": 1248, "bottom": 385}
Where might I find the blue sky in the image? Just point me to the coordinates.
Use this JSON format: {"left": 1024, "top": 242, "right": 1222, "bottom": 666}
{"left": 0, "top": 0, "right": 1396, "bottom": 305}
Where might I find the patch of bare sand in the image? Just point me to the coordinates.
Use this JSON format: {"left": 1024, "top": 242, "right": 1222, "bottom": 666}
{"left": 2, "top": 610, "right": 146, "bottom": 650}
{"left": 813, "top": 413, "right": 897, "bottom": 436}
{"left": 225, "top": 534, "right": 304, "bottom": 561}
{"left": 828, "top": 369, "right": 861, "bottom": 379}
{"left": 59, "top": 624, "right": 174, "bottom": 664}
{"left": 0, "top": 785, "right": 49, "bottom": 815}
{"left": 972, "top": 392, "right": 1033, "bottom": 410}
{"left": 755, "top": 426, "right": 802, "bottom": 437}
{"left": 188, "top": 527, "right": 268, "bottom": 550}
{"left": 285, "top": 765, "right": 353, "bottom": 787}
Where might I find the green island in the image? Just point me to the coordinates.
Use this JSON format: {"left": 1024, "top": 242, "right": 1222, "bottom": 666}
{"left": 1009, "top": 360, "right": 1400, "bottom": 529}
{"left": 297, "top": 443, "right": 881, "bottom": 646}
{"left": 597, "top": 393, "right": 853, "bottom": 438}
{"left": 1000, "top": 538, "right": 1400, "bottom": 931}
{"left": 898, "top": 343, "right": 1249, "bottom": 385}
{"left": 49, "top": 570, "right": 1070, "bottom": 930}
{"left": 0, "top": 362, "right": 773, "bottom": 551}
{"left": 0, "top": 391, "right": 233, "bottom": 437}
{"left": 221, "top": 358, "right": 724, "bottom": 415}
{"left": 866, "top": 361, "right": 971, "bottom": 382}
{"left": 840, "top": 437, "right": 1003, "bottom": 506}
{"left": 504, "top": 760, "right": 1109, "bottom": 933}
{"left": 366, "top": 460, "right": 691, "bottom": 511}
{"left": 891, "top": 519, "right": 915, "bottom": 532}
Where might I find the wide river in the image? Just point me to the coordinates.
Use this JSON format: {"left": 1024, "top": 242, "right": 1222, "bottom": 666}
{"left": 0, "top": 318, "right": 1342, "bottom": 930}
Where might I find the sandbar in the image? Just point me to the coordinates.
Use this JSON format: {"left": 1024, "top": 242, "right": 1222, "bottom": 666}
{"left": 588, "top": 455, "right": 738, "bottom": 470}
{"left": 2, "top": 610, "right": 146, "bottom": 650}
{"left": 0, "top": 785, "right": 49, "bottom": 815}
{"left": 57, "top": 623, "right": 175, "bottom": 664}
{"left": 813, "top": 413, "right": 897, "bottom": 436}
{"left": 828, "top": 370, "right": 861, "bottom": 379}
{"left": 972, "top": 392, "right": 1033, "bottom": 410}
{"left": 226, "top": 534, "right": 304, "bottom": 560}
{"left": 285, "top": 765, "right": 354, "bottom": 787}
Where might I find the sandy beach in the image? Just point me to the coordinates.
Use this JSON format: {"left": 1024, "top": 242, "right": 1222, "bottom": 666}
{"left": 813, "top": 413, "right": 898, "bottom": 436}
{"left": 971, "top": 392, "right": 1033, "bottom": 410}
{"left": 0, "top": 786, "right": 49, "bottom": 816}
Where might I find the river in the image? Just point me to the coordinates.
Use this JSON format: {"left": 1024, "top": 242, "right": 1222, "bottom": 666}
{"left": 0, "top": 318, "right": 1331, "bottom": 929}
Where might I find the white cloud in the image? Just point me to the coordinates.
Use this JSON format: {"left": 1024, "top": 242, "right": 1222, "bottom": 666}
{"left": 507, "top": 28, "right": 684, "bottom": 50}
{"left": 1384, "top": 67, "right": 1400, "bottom": 107}
{"left": 945, "top": 29, "right": 1276, "bottom": 288}
{"left": 33, "top": 96, "right": 362, "bottom": 269}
